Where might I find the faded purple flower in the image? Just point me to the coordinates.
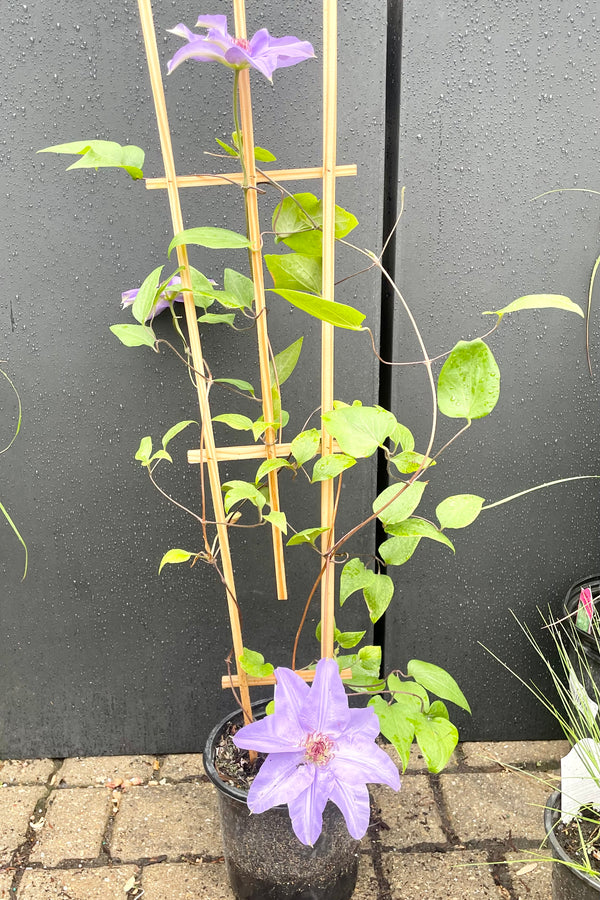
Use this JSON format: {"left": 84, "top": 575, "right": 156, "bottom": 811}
{"left": 121, "top": 276, "right": 184, "bottom": 321}
{"left": 232, "top": 657, "right": 400, "bottom": 846}
{"left": 167, "top": 15, "right": 315, "bottom": 82}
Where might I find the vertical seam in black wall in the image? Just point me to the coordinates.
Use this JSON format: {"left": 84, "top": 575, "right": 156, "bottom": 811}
{"left": 373, "top": 0, "right": 403, "bottom": 668}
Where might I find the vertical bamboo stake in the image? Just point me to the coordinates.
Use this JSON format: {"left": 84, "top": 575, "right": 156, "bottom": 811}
{"left": 320, "top": 0, "right": 338, "bottom": 659}
{"left": 137, "top": 0, "right": 253, "bottom": 724}
{"left": 232, "top": 0, "right": 288, "bottom": 602}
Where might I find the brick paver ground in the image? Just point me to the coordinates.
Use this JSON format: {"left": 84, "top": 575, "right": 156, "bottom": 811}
{"left": 0, "top": 741, "right": 565, "bottom": 898}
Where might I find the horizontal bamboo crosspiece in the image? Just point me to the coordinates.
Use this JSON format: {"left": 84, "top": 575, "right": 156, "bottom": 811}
{"left": 187, "top": 440, "right": 341, "bottom": 465}
{"left": 145, "top": 164, "right": 357, "bottom": 191}
{"left": 222, "top": 667, "right": 354, "bottom": 690}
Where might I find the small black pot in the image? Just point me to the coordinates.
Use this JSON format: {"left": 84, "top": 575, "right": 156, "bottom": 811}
{"left": 544, "top": 791, "right": 600, "bottom": 899}
{"left": 565, "top": 576, "right": 600, "bottom": 702}
{"left": 203, "top": 699, "right": 360, "bottom": 900}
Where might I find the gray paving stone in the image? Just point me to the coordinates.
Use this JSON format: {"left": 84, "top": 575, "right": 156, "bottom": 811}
{"left": 17, "top": 865, "right": 138, "bottom": 899}
{"left": 58, "top": 756, "right": 157, "bottom": 787}
{"left": 30, "top": 788, "right": 112, "bottom": 865}
{"left": 384, "top": 850, "right": 499, "bottom": 899}
{"left": 141, "top": 860, "right": 234, "bottom": 899}
{"left": 160, "top": 754, "right": 206, "bottom": 781}
{"left": 0, "top": 786, "right": 42, "bottom": 866}
{"left": 440, "top": 770, "right": 551, "bottom": 848}
{"left": 461, "top": 740, "right": 568, "bottom": 771}
{"left": 505, "top": 852, "right": 553, "bottom": 900}
{"left": 111, "top": 783, "right": 221, "bottom": 859}
{"left": 0, "top": 759, "right": 55, "bottom": 786}
{"left": 0, "top": 873, "right": 13, "bottom": 898}
{"left": 371, "top": 776, "right": 445, "bottom": 848}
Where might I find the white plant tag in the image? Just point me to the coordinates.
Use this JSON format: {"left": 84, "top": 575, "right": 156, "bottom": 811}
{"left": 561, "top": 738, "right": 600, "bottom": 823}
{"left": 568, "top": 667, "right": 599, "bottom": 720}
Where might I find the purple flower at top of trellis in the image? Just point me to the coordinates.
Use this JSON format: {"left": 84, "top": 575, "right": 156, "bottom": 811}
{"left": 167, "top": 15, "right": 315, "bottom": 82}
{"left": 121, "top": 276, "right": 184, "bottom": 321}
{"left": 232, "top": 657, "right": 400, "bottom": 846}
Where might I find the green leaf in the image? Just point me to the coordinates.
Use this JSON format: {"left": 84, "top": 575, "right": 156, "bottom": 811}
{"left": 273, "top": 193, "right": 358, "bottom": 255}
{"left": 254, "top": 146, "right": 277, "bottom": 162}
{"left": 0, "top": 500, "right": 27, "bottom": 580}
{"left": 379, "top": 535, "right": 421, "bottom": 566}
{"left": 264, "top": 253, "right": 323, "bottom": 294}
{"left": 158, "top": 548, "right": 193, "bottom": 574}
{"left": 428, "top": 700, "right": 450, "bottom": 720}
{"left": 265, "top": 700, "right": 275, "bottom": 715}
{"left": 212, "top": 377, "right": 256, "bottom": 397}
{"left": 215, "top": 137, "right": 238, "bottom": 157}
{"left": 269, "top": 289, "right": 366, "bottom": 330}
{"left": 238, "top": 647, "right": 274, "bottom": 678}
{"left": 222, "top": 480, "right": 267, "bottom": 514}
{"left": 263, "top": 510, "right": 288, "bottom": 533}
{"left": 389, "top": 451, "right": 436, "bottom": 474}
{"left": 290, "top": 429, "right": 321, "bottom": 467}
{"left": 197, "top": 312, "right": 236, "bottom": 327}
{"left": 390, "top": 422, "right": 415, "bottom": 452}
{"left": 407, "top": 660, "right": 471, "bottom": 712}
{"left": 363, "top": 573, "right": 394, "bottom": 623}
{"left": 38, "top": 140, "right": 145, "bottom": 180}
{"left": 224, "top": 269, "right": 255, "bottom": 309}
{"left": 161, "top": 420, "right": 196, "bottom": 450}
{"left": 311, "top": 453, "right": 356, "bottom": 482}
{"left": 368, "top": 695, "right": 416, "bottom": 772}
{"left": 270, "top": 338, "right": 304, "bottom": 387}
{"left": 169, "top": 227, "right": 251, "bottom": 254}
{"left": 340, "top": 645, "right": 382, "bottom": 690}
{"left": 336, "top": 629, "right": 366, "bottom": 649}
{"left": 110, "top": 323, "right": 157, "bottom": 349}
{"left": 437, "top": 339, "right": 500, "bottom": 420}
{"left": 149, "top": 449, "right": 173, "bottom": 464}
{"left": 212, "top": 414, "right": 254, "bottom": 431}
{"left": 131, "top": 266, "right": 164, "bottom": 323}
{"left": 388, "top": 673, "right": 429, "bottom": 711}
{"left": 255, "top": 457, "right": 293, "bottom": 483}
{"left": 384, "top": 518, "right": 455, "bottom": 552}
{"left": 483, "top": 293, "right": 584, "bottom": 320}
{"left": 340, "top": 558, "right": 373, "bottom": 605}
{"left": 287, "top": 526, "right": 329, "bottom": 547}
{"left": 373, "top": 481, "right": 427, "bottom": 527}
{"left": 413, "top": 712, "right": 459, "bottom": 773}
{"left": 135, "top": 436, "right": 152, "bottom": 465}
{"left": 436, "top": 494, "right": 485, "bottom": 529}
{"left": 323, "top": 406, "right": 397, "bottom": 458}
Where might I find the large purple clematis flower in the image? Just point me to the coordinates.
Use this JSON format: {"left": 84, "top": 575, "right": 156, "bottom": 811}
{"left": 232, "top": 657, "right": 400, "bottom": 846}
{"left": 121, "top": 276, "right": 184, "bottom": 321}
{"left": 167, "top": 15, "right": 315, "bottom": 82}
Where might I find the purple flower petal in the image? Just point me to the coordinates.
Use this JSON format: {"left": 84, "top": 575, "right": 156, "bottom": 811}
{"left": 329, "top": 779, "right": 371, "bottom": 839}
{"left": 167, "top": 18, "right": 314, "bottom": 80}
{"left": 298, "top": 658, "right": 350, "bottom": 737}
{"left": 196, "top": 14, "right": 229, "bottom": 35}
{"left": 287, "top": 765, "right": 333, "bottom": 846}
{"left": 330, "top": 739, "right": 400, "bottom": 791}
{"left": 232, "top": 709, "right": 304, "bottom": 754}
{"left": 247, "top": 752, "right": 311, "bottom": 814}
{"left": 274, "top": 667, "right": 310, "bottom": 724}
{"left": 344, "top": 706, "right": 380, "bottom": 741}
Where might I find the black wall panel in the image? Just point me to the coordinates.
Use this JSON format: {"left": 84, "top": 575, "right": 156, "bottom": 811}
{"left": 1, "top": 0, "right": 386, "bottom": 757}
{"left": 386, "top": 0, "right": 600, "bottom": 740}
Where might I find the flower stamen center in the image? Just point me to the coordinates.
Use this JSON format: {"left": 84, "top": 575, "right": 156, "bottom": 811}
{"left": 232, "top": 37, "right": 250, "bottom": 50}
{"left": 303, "top": 732, "right": 334, "bottom": 765}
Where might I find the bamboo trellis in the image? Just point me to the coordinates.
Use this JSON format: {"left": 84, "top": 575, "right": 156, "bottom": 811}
{"left": 136, "top": 0, "right": 352, "bottom": 722}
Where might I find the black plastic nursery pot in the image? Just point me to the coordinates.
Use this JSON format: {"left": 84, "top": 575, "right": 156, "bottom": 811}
{"left": 203, "top": 699, "right": 360, "bottom": 900}
{"left": 544, "top": 791, "right": 600, "bottom": 900}
{"left": 564, "top": 575, "right": 600, "bottom": 698}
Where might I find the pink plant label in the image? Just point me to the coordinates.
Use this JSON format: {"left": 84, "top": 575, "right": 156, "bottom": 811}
{"left": 576, "top": 586, "right": 594, "bottom": 633}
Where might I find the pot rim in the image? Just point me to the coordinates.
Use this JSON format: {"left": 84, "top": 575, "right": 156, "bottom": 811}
{"left": 203, "top": 698, "right": 274, "bottom": 805}
{"left": 544, "top": 790, "right": 600, "bottom": 891}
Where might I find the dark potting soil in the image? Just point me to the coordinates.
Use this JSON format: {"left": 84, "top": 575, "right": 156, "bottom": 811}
{"left": 554, "top": 807, "right": 600, "bottom": 878}
{"left": 214, "top": 721, "right": 266, "bottom": 791}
